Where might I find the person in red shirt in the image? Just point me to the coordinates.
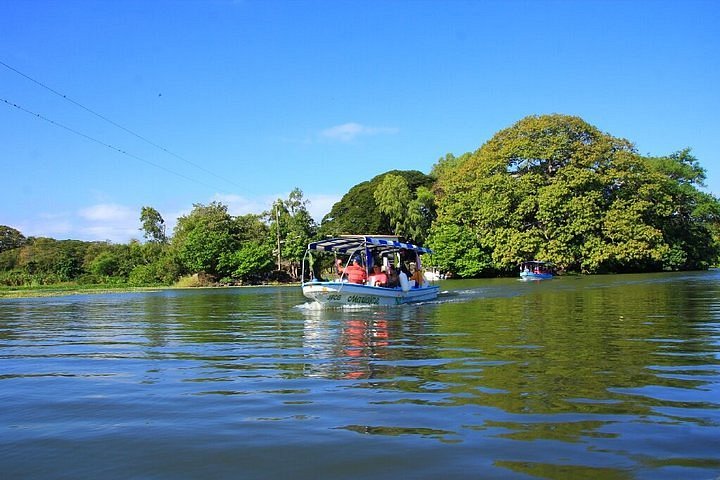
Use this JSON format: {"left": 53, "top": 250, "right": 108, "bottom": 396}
{"left": 368, "top": 264, "right": 388, "bottom": 287}
{"left": 336, "top": 258, "right": 367, "bottom": 284}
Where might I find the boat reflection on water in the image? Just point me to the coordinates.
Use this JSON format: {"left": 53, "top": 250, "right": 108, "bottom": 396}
{"left": 300, "top": 307, "right": 421, "bottom": 381}
{"left": 342, "top": 318, "right": 390, "bottom": 379}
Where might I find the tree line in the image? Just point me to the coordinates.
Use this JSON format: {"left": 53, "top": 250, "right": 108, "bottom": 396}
{"left": 1, "top": 114, "right": 718, "bottom": 288}
{"left": 0, "top": 188, "right": 316, "bottom": 287}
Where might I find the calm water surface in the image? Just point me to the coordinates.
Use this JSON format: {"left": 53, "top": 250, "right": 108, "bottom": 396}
{"left": 1, "top": 271, "right": 719, "bottom": 479}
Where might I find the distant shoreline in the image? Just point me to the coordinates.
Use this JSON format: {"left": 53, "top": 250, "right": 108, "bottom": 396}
{"left": 0, "top": 283, "right": 298, "bottom": 299}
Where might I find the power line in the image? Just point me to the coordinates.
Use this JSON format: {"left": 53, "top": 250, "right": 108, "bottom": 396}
{"left": 0, "top": 59, "right": 243, "bottom": 189}
{"left": 1, "top": 97, "right": 217, "bottom": 190}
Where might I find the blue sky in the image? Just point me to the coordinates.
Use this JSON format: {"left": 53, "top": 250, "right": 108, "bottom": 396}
{"left": 2, "top": 0, "right": 719, "bottom": 243}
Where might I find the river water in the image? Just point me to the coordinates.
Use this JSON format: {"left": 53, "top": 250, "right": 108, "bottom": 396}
{"left": 1, "top": 271, "right": 719, "bottom": 479}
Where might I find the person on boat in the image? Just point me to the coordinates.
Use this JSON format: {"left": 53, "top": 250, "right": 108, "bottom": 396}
{"left": 385, "top": 264, "right": 400, "bottom": 288}
{"left": 335, "top": 259, "right": 347, "bottom": 281}
{"left": 337, "top": 257, "right": 367, "bottom": 284}
{"left": 408, "top": 262, "right": 425, "bottom": 288}
{"left": 368, "top": 264, "right": 388, "bottom": 287}
{"left": 398, "top": 264, "right": 411, "bottom": 292}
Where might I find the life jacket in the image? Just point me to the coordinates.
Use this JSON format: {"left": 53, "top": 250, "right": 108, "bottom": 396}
{"left": 345, "top": 264, "right": 367, "bottom": 284}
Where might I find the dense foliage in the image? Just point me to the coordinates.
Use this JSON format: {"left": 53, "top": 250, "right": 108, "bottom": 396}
{"left": 1, "top": 114, "right": 718, "bottom": 288}
{"left": 0, "top": 190, "right": 313, "bottom": 287}
{"left": 0, "top": 226, "right": 26, "bottom": 253}
{"left": 428, "top": 114, "right": 720, "bottom": 275}
{"left": 319, "top": 170, "right": 435, "bottom": 239}
{"left": 268, "top": 188, "right": 318, "bottom": 280}
{"left": 0, "top": 237, "right": 169, "bottom": 287}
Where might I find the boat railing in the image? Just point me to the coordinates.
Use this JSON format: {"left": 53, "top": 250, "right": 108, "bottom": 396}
{"left": 301, "top": 244, "right": 365, "bottom": 294}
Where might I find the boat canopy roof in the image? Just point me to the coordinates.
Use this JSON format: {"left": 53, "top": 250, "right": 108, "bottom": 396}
{"left": 521, "top": 260, "right": 553, "bottom": 266}
{"left": 308, "top": 235, "right": 433, "bottom": 254}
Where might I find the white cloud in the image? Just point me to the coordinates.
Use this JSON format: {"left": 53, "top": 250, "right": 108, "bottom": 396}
{"left": 214, "top": 192, "right": 340, "bottom": 222}
{"left": 51, "top": 203, "right": 138, "bottom": 242}
{"left": 305, "top": 193, "right": 341, "bottom": 221}
{"left": 320, "top": 122, "right": 399, "bottom": 142}
{"left": 15, "top": 205, "right": 138, "bottom": 243}
{"left": 79, "top": 224, "right": 139, "bottom": 242}
{"left": 212, "top": 193, "right": 273, "bottom": 216}
{"left": 18, "top": 215, "right": 74, "bottom": 239}
{"left": 78, "top": 203, "right": 135, "bottom": 222}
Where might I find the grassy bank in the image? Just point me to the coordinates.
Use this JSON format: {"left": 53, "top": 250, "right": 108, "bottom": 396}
{"left": 0, "top": 282, "right": 169, "bottom": 299}
{"left": 0, "top": 278, "right": 297, "bottom": 299}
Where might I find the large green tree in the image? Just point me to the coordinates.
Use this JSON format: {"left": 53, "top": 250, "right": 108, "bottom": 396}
{"left": 645, "top": 149, "right": 720, "bottom": 270}
{"left": 171, "top": 201, "right": 272, "bottom": 281}
{"left": 374, "top": 174, "right": 436, "bottom": 244}
{"left": 320, "top": 170, "right": 435, "bottom": 238}
{"left": 139, "top": 206, "right": 167, "bottom": 244}
{"left": 0, "top": 226, "right": 26, "bottom": 253}
{"left": 267, "top": 188, "right": 317, "bottom": 279}
{"left": 218, "top": 241, "right": 274, "bottom": 282}
{"left": 17, "top": 238, "right": 88, "bottom": 281}
{"left": 430, "top": 114, "right": 720, "bottom": 276}
{"left": 374, "top": 174, "right": 412, "bottom": 236}
{"left": 172, "top": 202, "right": 239, "bottom": 277}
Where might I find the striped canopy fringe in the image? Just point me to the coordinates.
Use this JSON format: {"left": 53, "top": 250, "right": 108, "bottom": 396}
{"left": 308, "top": 236, "right": 432, "bottom": 254}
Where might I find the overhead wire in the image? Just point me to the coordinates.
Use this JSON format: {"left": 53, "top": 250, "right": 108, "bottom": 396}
{"left": 0, "top": 59, "right": 242, "bottom": 190}
{"left": 1, "top": 97, "right": 217, "bottom": 190}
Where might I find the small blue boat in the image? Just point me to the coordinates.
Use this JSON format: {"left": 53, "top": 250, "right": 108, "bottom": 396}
{"left": 519, "top": 261, "right": 554, "bottom": 280}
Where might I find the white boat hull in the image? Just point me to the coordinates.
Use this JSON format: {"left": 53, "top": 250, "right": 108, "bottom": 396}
{"left": 302, "top": 281, "right": 439, "bottom": 307}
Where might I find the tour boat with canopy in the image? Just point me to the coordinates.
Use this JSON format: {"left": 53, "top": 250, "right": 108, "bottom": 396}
{"left": 301, "top": 235, "right": 440, "bottom": 307}
{"left": 519, "top": 260, "right": 554, "bottom": 280}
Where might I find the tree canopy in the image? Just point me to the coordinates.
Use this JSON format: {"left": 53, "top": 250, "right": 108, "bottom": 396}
{"left": 0, "top": 226, "right": 26, "bottom": 253}
{"left": 428, "top": 114, "right": 720, "bottom": 275}
{"left": 171, "top": 202, "right": 274, "bottom": 281}
{"left": 140, "top": 206, "right": 167, "bottom": 243}
{"left": 266, "top": 188, "right": 317, "bottom": 279}
{"left": 319, "top": 170, "right": 435, "bottom": 238}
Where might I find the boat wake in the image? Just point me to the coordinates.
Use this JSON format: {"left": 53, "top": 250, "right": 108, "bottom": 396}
{"left": 295, "top": 287, "right": 501, "bottom": 312}
{"left": 296, "top": 300, "right": 411, "bottom": 312}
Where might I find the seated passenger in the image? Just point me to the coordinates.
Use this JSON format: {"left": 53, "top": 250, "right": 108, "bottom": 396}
{"left": 398, "top": 264, "right": 411, "bottom": 292}
{"left": 368, "top": 264, "right": 388, "bottom": 287}
{"left": 335, "top": 259, "right": 347, "bottom": 280}
{"left": 408, "top": 262, "right": 425, "bottom": 287}
{"left": 385, "top": 264, "right": 400, "bottom": 288}
{"left": 338, "top": 257, "right": 367, "bottom": 284}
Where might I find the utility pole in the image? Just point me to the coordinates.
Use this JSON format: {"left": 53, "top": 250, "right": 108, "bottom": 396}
{"left": 275, "top": 203, "right": 281, "bottom": 271}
